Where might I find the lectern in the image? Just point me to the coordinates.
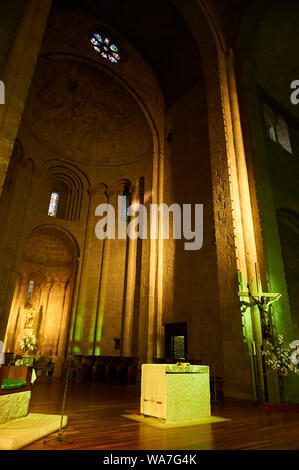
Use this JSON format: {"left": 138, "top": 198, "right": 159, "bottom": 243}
{"left": 140, "top": 364, "right": 211, "bottom": 423}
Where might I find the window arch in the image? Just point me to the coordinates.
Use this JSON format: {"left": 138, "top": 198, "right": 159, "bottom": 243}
{"left": 45, "top": 162, "right": 89, "bottom": 222}
{"left": 47, "top": 181, "right": 69, "bottom": 219}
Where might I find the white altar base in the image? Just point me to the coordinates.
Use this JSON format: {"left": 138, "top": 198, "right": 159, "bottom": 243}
{"left": 140, "top": 364, "right": 211, "bottom": 423}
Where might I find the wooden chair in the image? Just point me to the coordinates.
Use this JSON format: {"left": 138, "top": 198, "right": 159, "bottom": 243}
{"left": 34, "top": 356, "right": 54, "bottom": 380}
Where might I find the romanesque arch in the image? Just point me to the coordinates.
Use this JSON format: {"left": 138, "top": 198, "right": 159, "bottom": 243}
{"left": 4, "top": 225, "right": 78, "bottom": 375}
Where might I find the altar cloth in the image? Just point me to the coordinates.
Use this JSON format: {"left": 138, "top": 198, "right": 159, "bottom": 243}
{"left": 0, "top": 391, "right": 31, "bottom": 425}
{"left": 141, "top": 364, "right": 211, "bottom": 423}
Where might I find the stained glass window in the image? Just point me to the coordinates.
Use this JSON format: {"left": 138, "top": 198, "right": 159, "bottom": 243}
{"left": 26, "top": 280, "right": 34, "bottom": 304}
{"left": 48, "top": 191, "right": 60, "bottom": 217}
{"left": 90, "top": 33, "right": 121, "bottom": 64}
{"left": 122, "top": 188, "right": 130, "bottom": 222}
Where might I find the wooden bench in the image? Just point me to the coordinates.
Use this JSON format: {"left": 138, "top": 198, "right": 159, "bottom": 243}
{"left": 63, "top": 356, "right": 139, "bottom": 385}
{"left": 93, "top": 356, "right": 139, "bottom": 385}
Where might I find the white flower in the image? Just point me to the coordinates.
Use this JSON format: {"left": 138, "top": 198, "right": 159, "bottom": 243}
{"left": 20, "top": 334, "right": 37, "bottom": 352}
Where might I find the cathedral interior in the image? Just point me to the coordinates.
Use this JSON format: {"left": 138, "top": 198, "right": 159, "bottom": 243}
{"left": 0, "top": 0, "right": 298, "bottom": 451}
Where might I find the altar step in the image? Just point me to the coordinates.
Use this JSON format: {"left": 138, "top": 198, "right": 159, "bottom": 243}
{"left": 0, "top": 413, "right": 67, "bottom": 450}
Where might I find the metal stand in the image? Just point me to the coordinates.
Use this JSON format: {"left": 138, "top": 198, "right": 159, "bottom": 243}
{"left": 43, "top": 359, "right": 73, "bottom": 445}
{"left": 213, "top": 366, "right": 219, "bottom": 405}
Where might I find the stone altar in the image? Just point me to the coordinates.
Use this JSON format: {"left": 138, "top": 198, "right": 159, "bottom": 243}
{"left": 140, "top": 364, "right": 211, "bottom": 423}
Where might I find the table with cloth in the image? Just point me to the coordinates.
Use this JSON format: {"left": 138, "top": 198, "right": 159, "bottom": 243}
{"left": 140, "top": 364, "right": 211, "bottom": 423}
{"left": 0, "top": 366, "right": 36, "bottom": 425}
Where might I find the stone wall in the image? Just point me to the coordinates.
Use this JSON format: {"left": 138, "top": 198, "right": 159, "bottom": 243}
{"left": 163, "top": 79, "right": 223, "bottom": 376}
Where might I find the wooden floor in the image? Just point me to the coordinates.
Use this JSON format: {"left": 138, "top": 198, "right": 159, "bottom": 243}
{"left": 22, "top": 379, "right": 299, "bottom": 450}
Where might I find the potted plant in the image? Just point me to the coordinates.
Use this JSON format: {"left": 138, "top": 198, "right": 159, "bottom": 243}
{"left": 20, "top": 334, "right": 37, "bottom": 366}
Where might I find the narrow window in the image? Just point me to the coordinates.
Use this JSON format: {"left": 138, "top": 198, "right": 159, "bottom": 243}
{"left": 0, "top": 80, "right": 4, "bottom": 104}
{"left": 276, "top": 115, "right": 292, "bottom": 153}
{"left": 48, "top": 191, "right": 60, "bottom": 217}
{"left": 263, "top": 103, "right": 293, "bottom": 154}
{"left": 122, "top": 188, "right": 130, "bottom": 222}
{"left": 26, "top": 280, "right": 34, "bottom": 304}
{"left": 263, "top": 103, "right": 277, "bottom": 142}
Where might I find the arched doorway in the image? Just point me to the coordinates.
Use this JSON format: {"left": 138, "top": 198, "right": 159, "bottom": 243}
{"left": 4, "top": 225, "right": 78, "bottom": 376}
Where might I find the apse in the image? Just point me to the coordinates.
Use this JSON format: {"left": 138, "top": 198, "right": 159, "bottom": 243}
{"left": 4, "top": 226, "right": 77, "bottom": 375}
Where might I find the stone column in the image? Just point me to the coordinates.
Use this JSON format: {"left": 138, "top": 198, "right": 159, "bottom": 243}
{"left": 38, "top": 279, "right": 54, "bottom": 355}
{"left": 225, "top": 50, "right": 266, "bottom": 400}
{"left": 147, "top": 150, "right": 159, "bottom": 362}
{"left": 121, "top": 181, "right": 139, "bottom": 356}
{"left": 94, "top": 190, "right": 113, "bottom": 355}
{"left": 0, "top": 0, "right": 52, "bottom": 195}
{"left": 156, "top": 147, "right": 165, "bottom": 358}
{"left": 200, "top": 51, "right": 254, "bottom": 399}
{"left": 70, "top": 186, "right": 107, "bottom": 355}
{"left": 4, "top": 274, "right": 23, "bottom": 352}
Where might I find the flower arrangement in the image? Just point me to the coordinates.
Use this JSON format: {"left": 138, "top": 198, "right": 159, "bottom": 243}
{"left": 262, "top": 334, "right": 299, "bottom": 376}
{"left": 20, "top": 334, "right": 37, "bottom": 353}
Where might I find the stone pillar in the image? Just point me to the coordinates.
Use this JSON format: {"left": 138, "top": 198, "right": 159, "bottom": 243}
{"left": 147, "top": 151, "right": 159, "bottom": 362}
{"left": 201, "top": 52, "right": 254, "bottom": 399}
{"left": 0, "top": 0, "right": 52, "bottom": 195}
{"left": 156, "top": 147, "right": 165, "bottom": 358}
{"left": 38, "top": 279, "right": 54, "bottom": 354}
{"left": 225, "top": 50, "right": 266, "bottom": 400}
{"left": 70, "top": 186, "right": 107, "bottom": 355}
{"left": 94, "top": 190, "right": 113, "bottom": 355}
{"left": 4, "top": 274, "right": 23, "bottom": 352}
{"left": 121, "top": 181, "right": 139, "bottom": 356}
{"left": 169, "top": 0, "right": 252, "bottom": 398}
